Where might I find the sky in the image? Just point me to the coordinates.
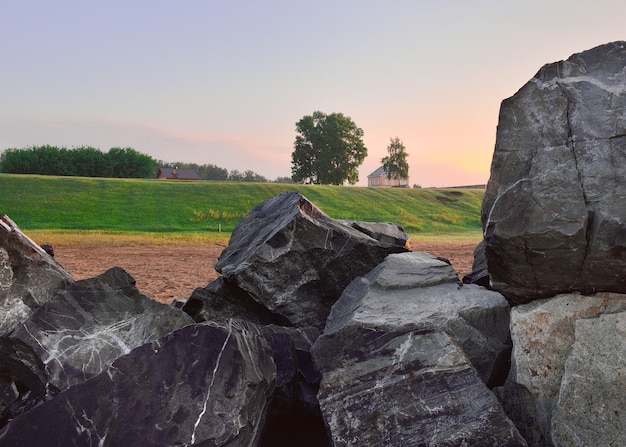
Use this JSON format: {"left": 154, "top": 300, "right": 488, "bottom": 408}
{"left": 2, "top": 1, "right": 625, "bottom": 187}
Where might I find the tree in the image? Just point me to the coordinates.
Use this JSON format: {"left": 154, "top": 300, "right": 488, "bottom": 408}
{"left": 291, "top": 111, "right": 367, "bottom": 185}
{"left": 381, "top": 137, "right": 409, "bottom": 186}
{"left": 106, "top": 147, "right": 156, "bottom": 178}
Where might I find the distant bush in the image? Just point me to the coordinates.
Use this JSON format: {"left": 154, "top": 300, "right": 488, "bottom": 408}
{"left": 274, "top": 176, "right": 296, "bottom": 184}
{"left": 0, "top": 145, "right": 156, "bottom": 178}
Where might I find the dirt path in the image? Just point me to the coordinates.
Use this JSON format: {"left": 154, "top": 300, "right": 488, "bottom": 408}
{"left": 54, "top": 240, "right": 477, "bottom": 304}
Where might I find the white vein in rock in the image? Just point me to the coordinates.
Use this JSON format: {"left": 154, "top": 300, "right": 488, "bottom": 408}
{"left": 190, "top": 320, "right": 233, "bottom": 445}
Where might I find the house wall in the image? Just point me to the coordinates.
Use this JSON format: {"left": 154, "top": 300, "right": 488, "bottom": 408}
{"left": 368, "top": 175, "right": 408, "bottom": 187}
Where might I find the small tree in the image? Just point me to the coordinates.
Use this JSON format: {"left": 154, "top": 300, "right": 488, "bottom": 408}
{"left": 381, "top": 137, "right": 409, "bottom": 186}
{"left": 291, "top": 111, "right": 367, "bottom": 185}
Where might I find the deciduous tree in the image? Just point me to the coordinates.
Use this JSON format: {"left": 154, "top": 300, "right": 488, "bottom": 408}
{"left": 381, "top": 137, "right": 409, "bottom": 185}
{"left": 291, "top": 111, "right": 367, "bottom": 185}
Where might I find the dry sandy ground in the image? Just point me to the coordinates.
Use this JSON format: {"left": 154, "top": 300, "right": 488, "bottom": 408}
{"left": 54, "top": 239, "right": 478, "bottom": 304}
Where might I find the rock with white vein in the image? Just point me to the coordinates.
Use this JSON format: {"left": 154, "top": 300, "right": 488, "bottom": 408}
{"left": 0, "top": 336, "right": 55, "bottom": 424}
{"left": 10, "top": 267, "right": 194, "bottom": 391}
{"left": 481, "top": 41, "right": 626, "bottom": 303}
{"left": 1, "top": 319, "right": 276, "bottom": 447}
{"left": 0, "top": 214, "right": 74, "bottom": 335}
{"left": 320, "top": 252, "right": 512, "bottom": 386}
{"left": 311, "top": 252, "right": 525, "bottom": 446}
{"left": 313, "top": 328, "right": 526, "bottom": 447}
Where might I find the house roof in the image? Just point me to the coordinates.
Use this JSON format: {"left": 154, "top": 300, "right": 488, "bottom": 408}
{"left": 367, "top": 166, "right": 386, "bottom": 177}
{"left": 157, "top": 167, "right": 199, "bottom": 180}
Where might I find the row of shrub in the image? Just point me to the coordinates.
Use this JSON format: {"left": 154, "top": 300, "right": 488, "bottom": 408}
{"left": 0, "top": 146, "right": 291, "bottom": 182}
{"left": 0, "top": 145, "right": 156, "bottom": 178}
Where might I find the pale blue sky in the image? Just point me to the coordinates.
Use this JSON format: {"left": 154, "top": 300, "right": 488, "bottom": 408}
{"left": 2, "top": 1, "right": 625, "bottom": 186}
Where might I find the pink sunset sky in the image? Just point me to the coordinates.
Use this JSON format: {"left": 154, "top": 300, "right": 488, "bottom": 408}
{"left": 2, "top": 1, "right": 625, "bottom": 187}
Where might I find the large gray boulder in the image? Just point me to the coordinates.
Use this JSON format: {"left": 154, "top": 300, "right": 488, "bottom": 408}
{"left": 314, "top": 328, "right": 525, "bottom": 447}
{"left": 1, "top": 319, "right": 276, "bottom": 447}
{"left": 481, "top": 41, "right": 626, "bottom": 303}
{"left": 0, "top": 215, "right": 74, "bottom": 335}
{"left": 215, "top": 191, "right": 408, "bottom": 329}
{"left": 495, "top": 292, "right": 626, "bottom": 446}
{"left": 11, "top": 267, "right": 194, "bottom": 391}
{"left": 321, "top": 252, "right": 512, "bottom": 385}
{"left": 312, "top": 252, "right": 525, "bottom": 446}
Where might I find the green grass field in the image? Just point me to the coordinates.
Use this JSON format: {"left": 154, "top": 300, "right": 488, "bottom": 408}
{"left": 0, "top": 174, "right": 485, "bottom": 237}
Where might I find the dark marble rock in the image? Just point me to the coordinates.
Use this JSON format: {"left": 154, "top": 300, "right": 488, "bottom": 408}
{"left": 215, "top": 191, "right": 408, "bottom": 329}
{"left": 0, "top": 337, "right": 55, "bottom": 426}
{"left": 321, "top": 252, "right": 512, "bottom": 386}
{"left": 183, "top": 276, "right": 290, "bottom": 326}
{"left": 313, "top": 328, "right": 527, "bottom": 447}
{"left": 310, "top": 252, "right": 525, "bottom": 446}
{"left": 0, "top": 319, "right": 276, "bottom": 447}
{"left": 11, "top": 267, "right": 194, "bottom": 391}
{"left": 481, "top": 41, "right": 626, "bottom": 303}
{"left": 0, "top": 215, "right": 74, "bottom": 335}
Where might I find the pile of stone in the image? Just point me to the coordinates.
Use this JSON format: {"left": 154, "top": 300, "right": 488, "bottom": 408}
{"left": 1, "top": 41, "right": 625, "bottom": 446}
{"left": 0, "top": 190, "right": 524, "bottom": 446}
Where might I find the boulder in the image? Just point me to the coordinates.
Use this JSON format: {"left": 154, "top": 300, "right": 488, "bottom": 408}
{"left": 0, "top": 215, "right": 74, "bottom": 335}
{"left": 481, "top": 41, "right": 626, "bottom": 303}
{"left": 0, "top": 319, "right": 276, "bottom": 447}
{"left": 321, "top": 252, "right": 512, "bottom": 385}
{"left": 10, "top": 267, "right": 194, "bottom": 391}
{"left": 314, "top": 328, "right": 526, "bottom": 447}
{"left": 495, "top": 292, "right": 626, "bottom": 446}
{"left": 551, "top": 311, "right": 626, "bottom": 447}
{"left": 215, "top": 191, "right": 408, "bottom": 329}
{"left": 312, "top": 252, "right": 525, "bottom": 446}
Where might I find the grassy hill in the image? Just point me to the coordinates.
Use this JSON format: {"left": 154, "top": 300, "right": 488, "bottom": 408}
{"left": 0, "top": 174, "right": 485, "bottom": 236}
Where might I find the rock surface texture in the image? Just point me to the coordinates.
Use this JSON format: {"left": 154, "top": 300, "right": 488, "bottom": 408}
{"left": 1, "top": 319, "right": 277, "bottom": 447}
{"left": 0, "top": 215, "right": 74, "bottom": 335}
{"left": 11, "top": 267, "right": 194, "bottom": 391}
{"left": 496, "top": 292, "right": 626, "bottom": 446}
{"left": 481, "top": 41, "right": 626, "bottom": 303}
{"left": 312, "top": 252, "right": 526, "bottom": 446}
{"left": 551, "top": 311, "right": 626, "bottom": 447}
{"left": 0, "top": 337, "right": 54, "bottom": 424}
{"left": 215, "top": 191, "right": 408, "bottom": 329}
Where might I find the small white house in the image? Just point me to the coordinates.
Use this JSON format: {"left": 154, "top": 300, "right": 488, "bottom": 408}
{"left": 367, "top": 166, "right": 409, "bottom": 187}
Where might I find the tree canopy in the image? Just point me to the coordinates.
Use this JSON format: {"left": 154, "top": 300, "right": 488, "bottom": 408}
{"left": 0, "top": 145, "right": 156, "bottom": 178}
{"left": 381, "top": 137, "right": 409, "bottom": 183}
{"left": 291, "top": 111, "right": 367, "bottom": 185}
